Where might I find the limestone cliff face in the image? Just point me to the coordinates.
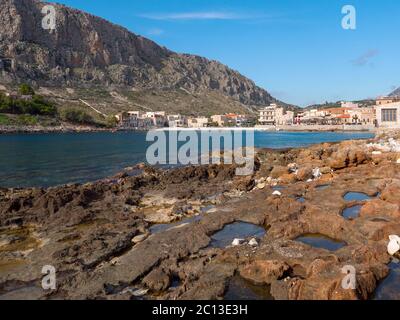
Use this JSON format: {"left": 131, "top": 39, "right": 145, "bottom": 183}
{"left": 0, "top": 0, "right": 278, "bottom": 106}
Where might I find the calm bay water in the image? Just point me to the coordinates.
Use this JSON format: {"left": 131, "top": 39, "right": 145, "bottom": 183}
{"left": 0, "top": 131, "right": 373, "bottom": 188}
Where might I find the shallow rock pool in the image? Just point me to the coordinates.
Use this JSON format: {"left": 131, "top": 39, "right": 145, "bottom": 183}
{"left": 342, "top": 205, "right": 363, "bottom": 219}
{"left": 209, "top": 222, "right": 266, "bottom": 248}
{"left": 295, "top": 234, "right": 346, "bottom": 251}
{"left": 224, "top": 275, "right": 274, "bottom": 300}
{"left": 343, "top": 192, "right": 372, "bottom": 202}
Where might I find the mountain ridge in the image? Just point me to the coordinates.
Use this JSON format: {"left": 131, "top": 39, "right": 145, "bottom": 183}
{"left": 0, "top": 0, "right": 293, "bottom": 115}
{"left": 389, "top": 87, "right": 400, "bottom": 97}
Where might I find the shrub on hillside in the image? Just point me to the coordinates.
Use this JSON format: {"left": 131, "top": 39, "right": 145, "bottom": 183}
{"left": 18, "top": 84, "right": 35, "bottom": 96}
{"left": 0, "top": 93, "right": 57, "bottom": 116}
{"left": 61, "top": 109, "right": 94, "bottom": 125}
{"left": 105, "top": 115, "right": 118, "bottom": 128}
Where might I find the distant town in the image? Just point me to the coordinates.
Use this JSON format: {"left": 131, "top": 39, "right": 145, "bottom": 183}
{"left": 1, "top": 83, "right": 400, "bottom": 132}
{"left": 115, "top": 96, "right": 400, "bottom": 130}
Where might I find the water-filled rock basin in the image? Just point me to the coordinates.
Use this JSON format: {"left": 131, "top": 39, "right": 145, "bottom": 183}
{"left": 295, "top": 234, "right": 346, "bottom": 251}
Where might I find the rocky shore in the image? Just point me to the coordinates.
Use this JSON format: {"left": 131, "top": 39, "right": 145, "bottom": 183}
{"left": 0, "top": 124, "right": 114, "bottom": 134}
{"left": 1, "top": 132, "right": 400, "bottom": 300}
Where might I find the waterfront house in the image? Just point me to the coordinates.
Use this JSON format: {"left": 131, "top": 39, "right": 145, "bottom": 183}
{"left": 294, "top": 109, "right": 327, "bottom": 125}
{"left": 359, "top": 107, "right": 376, "bottom": 125}
{"left": 346, "top": 107, "right": 376, "bottom": 125}
{"left": 188, "top": 117, "right": 209, "bottom": 128}
{"left": 276, "top": 110, "right": 294, "bottom": 125}
{"left": 225, "top": 113, "right": 248, "bottom": 126}
{"left": 335, "top": 114, "right": 351, "bottom": 124}
{"left": 259, "top": 104, "right": 278, "bottom": 125}
{"left": 210, "top": 115, "right": 228, "bottom": 127}
{"left": 167, "top": 114, "right": 187, "bottom": 127}
{"left": 116, "top": 111, "right": 166, "bottom": 129}
{"left": 376, "top": 102, "right": 400, "bottom": 128}
{"left": 259, "top": 104, "right": 294, "bottom": 126}
{"left": 234, "top": 114, "right": 249, "bottom": 126}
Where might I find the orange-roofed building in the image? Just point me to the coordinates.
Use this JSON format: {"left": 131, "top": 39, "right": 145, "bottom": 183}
{"left": 335, "top": 113, "right": 351, "bottom": 124}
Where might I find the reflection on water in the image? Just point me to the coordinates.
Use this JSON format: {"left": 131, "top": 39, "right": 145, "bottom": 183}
{"left": 342, "top": 205, "right": 362, "bottom": 219}
{"left": 295, "top": 234, "right": 346, "bottom": 251}
{"left": 374, "top": 261, "right": 400, "bottom": 300}
{"left": 209, "top": 222, "right": 266, "bottom": 248}
{"left": 343, "top": 192, "right": 372, "bottom": 202}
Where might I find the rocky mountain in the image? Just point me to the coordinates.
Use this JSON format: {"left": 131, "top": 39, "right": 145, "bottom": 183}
{"left": 0, "top": 0, "right": 287, "bottom": 115}
{"left": 389, "top": 87, "right": 400, "bottom": 97}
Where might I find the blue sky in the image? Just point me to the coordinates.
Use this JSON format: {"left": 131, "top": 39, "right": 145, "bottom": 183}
{"left": 49, "top": 0, "right": 400, "bottom": 107}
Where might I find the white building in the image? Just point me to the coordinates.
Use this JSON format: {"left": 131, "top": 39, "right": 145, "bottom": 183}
{"left": 341, "top": 101, "right": 359, "bottom": 109}
{"left": 167, "top": 114, "right": 187, "bottom": 127}
{"left": 278, "top": 110, "right": 294, "bottom": 125}
{"left": 259, "top": 104, "right": 294, "bottom": 125}
{"left": 210, "top": 115, "right": 228, "bottom": 127}
{"left": 259, "top": 104, "right": 279, "bottom": 125}
{"left": 188, "top": 117, "right": 209, "bottom": 128}
{"left": 376, "top": 102, "right": 400, "bottom": 128}
{"left": 116, "top": 111, "right": 166, "bottom": 128}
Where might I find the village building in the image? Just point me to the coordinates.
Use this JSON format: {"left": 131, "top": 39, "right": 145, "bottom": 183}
{"left": 375, "top": 102, "right": 400, "bottom": 128}
{"left": 376, "top": 96, "right": 400, "bottom": 105}
{"left": 235, "top": 114, "right": 250, "bottom": 126}
{"left": 225, "top": 113, "right": 248, "bottom": 126}
{"left": 346, "top": 107, "right": 376, "bottom": 125}
{"left": 341, "top": 101, "right": 359, "bottom": 109}
{"left": 167, "top": 114, "right": 187, "bottom": 127}
{"left": 335, "top": 114, "right": 352, "bottom": 124}
{"left": 295, "top": 109, "right": 329, "bottom": 125}
{"left": 259, "top": 104, "right": 294, "bottom": 126}
{"left": 359, "top": 107, "right": 376, "bottom": 125}
{"left": 210, "top": 115, "right": 228, "bottom": 127}
{"left": 276, "top": 110, "right": 294, "bottom": 125}
{"left": 187, "top": 117, "right": 209, "bottom": 128}
{"left": 259, "top": 104, "right": 278, "bottom": 125}
{"left": 116, "top": 111, "right": 166, "bottom": 129}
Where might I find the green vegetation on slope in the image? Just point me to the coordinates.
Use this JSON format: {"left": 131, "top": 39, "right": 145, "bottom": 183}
{"left": 0, "top": 85, "right": 57, "bottom": 116}
{"left": 60, "top": 109, "right": 94, "bottom": 125}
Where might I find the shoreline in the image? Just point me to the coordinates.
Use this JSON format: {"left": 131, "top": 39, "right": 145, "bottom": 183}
{"left": 0, "top": 124, "right": 377, "bottom": 134}
{"left": 1, "top": 132, "right": 399, "bottom": 300}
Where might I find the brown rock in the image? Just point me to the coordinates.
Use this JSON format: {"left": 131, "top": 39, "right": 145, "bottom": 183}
{"left": 330, "top": 148, "right": 369, "bottom": 170}
{"left": 296, "top": 166, "right": 313, "bottom": 181}
{"left": 320, "top": 166, "right": 332, "bottom": 174}
{"left": 279, "top": 173, "right": 297, "bottom": 184}
{"left": 270, "top": 166, "right": 289, "bottom": 179}
{"left": 359, "top": 199, "right": 399, "bottom": 218}
{"left": 143, "top": 268, "right": 171, "bottom": 292}
{"left": 329, "top": 150, "right": 349, "bottom": 170}
{"left": 381, "top": 181, "right": 400, "bottom": 206}
{"left": 240, "top": 260, "right": 290, "bottom": 285}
